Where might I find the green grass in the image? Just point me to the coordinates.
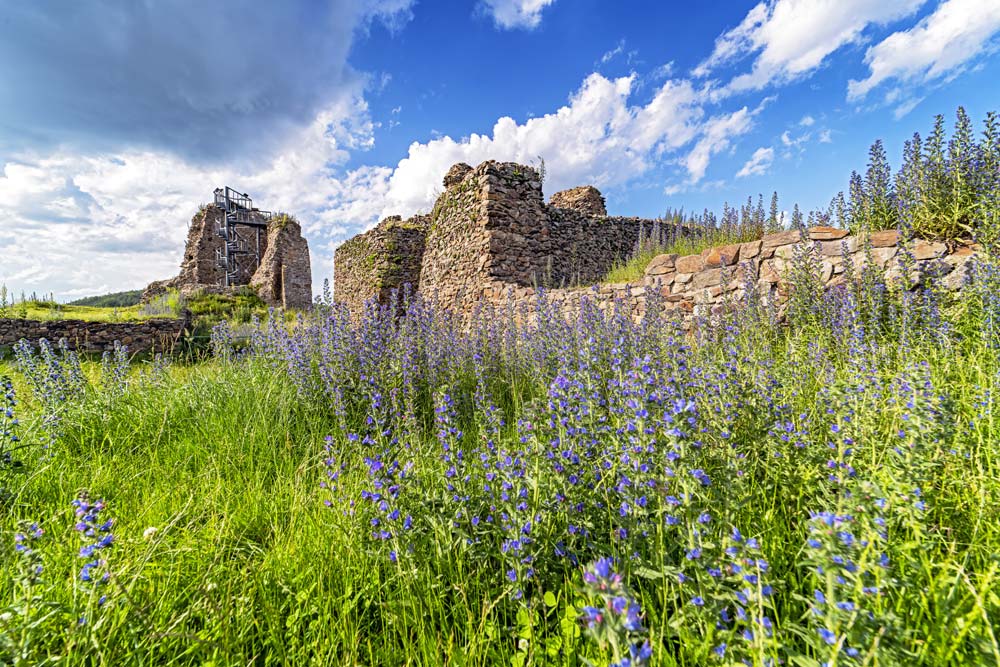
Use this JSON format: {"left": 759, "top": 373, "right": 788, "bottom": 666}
{"left": 0, "top": 301, "right": 169, "bottom": 323}
{"left": 603, "top": 229, "right": 763, "bottom": 283}
{"left": 1, "top": 283, "right": 999, "bottom": 665}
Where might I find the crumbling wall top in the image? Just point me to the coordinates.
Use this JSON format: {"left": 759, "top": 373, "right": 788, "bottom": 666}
{"left": 550, "top": 185, "right": 607, "bottom": 217}
{"left": 443, "top": 163, "right": 473, "bottom": 188}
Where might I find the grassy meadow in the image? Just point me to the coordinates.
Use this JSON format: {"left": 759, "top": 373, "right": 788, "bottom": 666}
{"left": 1, "top": 108, "right": 999, "bottom": 666}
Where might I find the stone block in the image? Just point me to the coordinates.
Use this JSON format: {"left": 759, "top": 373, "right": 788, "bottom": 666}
{"left": 871, "top": 246, "right": 898, "bottom": 268}
{"left": 702, "top": 244, "right": 741, "bottom": 268}
{"left": 774, "top": 244, "right": 796, "bottom": 260}
{"left": 808, "top": 226, "right": 849, "bottom": 241}
{"left": 740, "top": 240, "right": 762, "bottom": 259}
{"left": 869, "top": 230, "right": 899, "bottom": 247}
{"left": 819, "top": 237, "right": 858, "bottom": 256}
{"left": 645, "top": 253, "right": 677, "bottom": 276}
{"left": 761, "top": 230, "right": 802, "bottom": 251}
{"left": 675, "top": 254, "right": 704, "bottom": 274}
{"left": 691, "top": 267, "right": 723, "bottom": 289}
{"left": 912, "top": 239, "right": 947, "bottom": 260}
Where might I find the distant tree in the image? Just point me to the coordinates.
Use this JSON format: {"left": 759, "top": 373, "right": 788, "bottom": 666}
{"left": 69, "top": 290, "right": 143, "bottom": 308}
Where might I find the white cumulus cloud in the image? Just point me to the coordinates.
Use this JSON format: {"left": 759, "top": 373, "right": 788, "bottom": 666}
{"left": 0, "top": 95, "right": 382, "bottom": 299}
{"left": 381, "top": 73, "right": 706, "bottom": 215}
{"left": 2, "top": 70, "right": 759, "bottom": 299}
{"left": 848, "top": 0, "right": 1000, "bottom": 103}
{"left": 479, "top": 0, "right": 557, "bottom": 29}
{"left": 736, "top": 146, "right": 775, "bottom": 177}
{"left": 695, "top": 0, "right": 927, "bottom": 96}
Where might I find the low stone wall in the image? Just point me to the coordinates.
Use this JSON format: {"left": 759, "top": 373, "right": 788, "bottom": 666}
{"left": 0, "top": 317, "right": 188, "bottom": 354}
{"left": 476, "top": 227, "right": 979, "bottom": 325}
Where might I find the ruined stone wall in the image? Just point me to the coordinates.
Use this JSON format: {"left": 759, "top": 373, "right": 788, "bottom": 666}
{"left": 146, "top": 202, "right": 312, "bottom": 311}
{"left": 0, "top": 317, "right": 188, "bottom": 354}
{"left": 249, "top": 216, "right": 313, "bottom": 311}
{"left": 177, "top": 205, "right": 229, "bottom": 286}
{"left": 543, "top": 210, "right": 665, "bottom": 287}
{"left": 484, "top": 227, "right": 978, "bottom": 326}
{"left": 416, "top": 160, "right": 673, "bottom": 309}
{"left": 333, "top": 215, "right": 429, "bottom": 315}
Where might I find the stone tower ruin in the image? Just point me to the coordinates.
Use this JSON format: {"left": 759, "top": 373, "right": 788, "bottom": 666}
{"left": 144, "top": 188, "right": 312, "bottom": 310}
{"left": 334, "top": 160, "right": 672, "bottom": 317}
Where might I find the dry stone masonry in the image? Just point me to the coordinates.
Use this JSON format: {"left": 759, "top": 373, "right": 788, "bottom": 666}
{"left": 249, "top": 215, "right": 314, "bottom": 310}
{"left": 502, "top": 227, "right": 977, "bottom": 326}
{"left": 144, "top": 202, "right": 312, "bottom": 310}
{"left": 335, "top": 160, "right": 671, "bottom": 315}
{"left": 0, "top": 316, "right": 188, "bottom": 355}
{"left": 334, "top": 215, "right": 430, "bottom": 316}
{"left": 334, "top": 160, "right": 980, "bottom": 325}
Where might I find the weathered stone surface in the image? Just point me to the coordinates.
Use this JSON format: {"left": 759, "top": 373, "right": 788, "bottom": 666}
{"left": 809, "top": 226, "right": 849, "bottom": 241}
{"left": 549, "top": 186, "right": 607, "bottom": 217}
{"left": 912, "top": 239, "right": 947, "bottom": 260}
{"left": 774, "top": 244, "right": 796, "bottom": 260}
{"left": 819, "top": 237, "right": 858, "bottom": 256}
{"left": 443, "top": 163, "right": 473, "bottom": 188}
{"left": 175, "top": 206, "right": 227, "bottom": 287}
{"left": 870, "top": 230, "right": 899, "bottom": 247}
{"left": 870, "top": 246, "right": 898, "bottom": 268}
{"left": 691, "top": 267, "right": 723, "bottom": 289}
{"left": 761, "top": 230, "right": 802, "bottom": 253}
{"left": 702, "top": 244, "right": 740, "bottom": 268}
{"left": 0, "top": 316, "right": 188, "bottom": 354}
{"left": 675, "top": 254, "right": 704, "bottom": 274}
{"left": 645, "top": 253, "right": 677, "bottom": 275}
{"left": 249, "top": 216, "right": 313, "bottom": 310}
{"left": 334, "top": 215, "right": 429, "bottom": 317}
{"left": 740, "top": 240, "right": 762, "bottom": 260}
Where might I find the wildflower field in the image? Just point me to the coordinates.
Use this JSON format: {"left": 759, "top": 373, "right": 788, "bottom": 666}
{"left": 2, "top": 110, "right": 1000, "bottom": 666}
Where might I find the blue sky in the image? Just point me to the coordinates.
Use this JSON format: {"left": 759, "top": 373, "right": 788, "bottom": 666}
{"left": 1, "top": 0, "right": 999, "bottom": 299}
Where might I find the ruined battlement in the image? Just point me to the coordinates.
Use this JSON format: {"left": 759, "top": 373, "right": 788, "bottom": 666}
{"left": 334, "top": 160, "right": 671, "bottom": 316}
{"left": 144, "top": 194, "right": 312, "bottom": 311}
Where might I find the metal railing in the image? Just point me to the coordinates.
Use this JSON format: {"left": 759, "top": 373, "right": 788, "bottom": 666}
{"left": 212, "top": 186, "right": 272, "bottom": 287}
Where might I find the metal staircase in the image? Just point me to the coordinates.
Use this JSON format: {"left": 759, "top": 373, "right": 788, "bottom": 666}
{"left": 213, "top": 187, "right": 273, "bottom": 287}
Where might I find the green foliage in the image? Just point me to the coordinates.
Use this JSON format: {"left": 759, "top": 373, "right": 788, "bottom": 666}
{"left": 605, "top": 198, "right": 769, "bottom": 283}
{"left": 839, "top": 106, "right": 1000, "bottom": 242}
{"left": 67, "top": 290, "right": 142, "bottom": 308}
{"left": 0, "top": 276, "right": 999, "bottom": 664}
{"left": 183, "top": 287, "right": 266, "bottom": 331}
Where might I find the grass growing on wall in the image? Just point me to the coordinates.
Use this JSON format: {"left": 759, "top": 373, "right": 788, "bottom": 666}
{"left": 603, "top": 229, "right": 763, "bottom": 283}
{"left": 0, "top": 301, "right": 164, "bottom": 323}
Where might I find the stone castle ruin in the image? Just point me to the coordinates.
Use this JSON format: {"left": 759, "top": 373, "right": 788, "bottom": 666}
{"left": 144, "top": 187, "right": 312, "bottom": 310}
{"left": 335, "top": 160, "right": 980, "bottom": 324}
{"left": 334, "top": 160, "right": 673, "bottom": 316}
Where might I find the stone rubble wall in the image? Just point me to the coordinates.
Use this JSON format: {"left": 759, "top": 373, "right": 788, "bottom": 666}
{"left": 335, "top": 160, "right": 676, "bottom": 317}
{"left": 482, "top": 227, "right": 979, "bottom": 325}
{"left": 549, "top": 185, "right": 607, "bottom": 217}
{"left": 249, "top": 216, "right": 314, "bottom": 311}
{"left": 0, "top": 316, "right": 188, "bottom": 354}
{"left": 332, "top": 160, "right": 977, "bottom": 325}
{"left": 144, "top": 203, "right": 312, "bottom": 311}
{"left": 333, "top": 215, "right": 429, "bottom": 315}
